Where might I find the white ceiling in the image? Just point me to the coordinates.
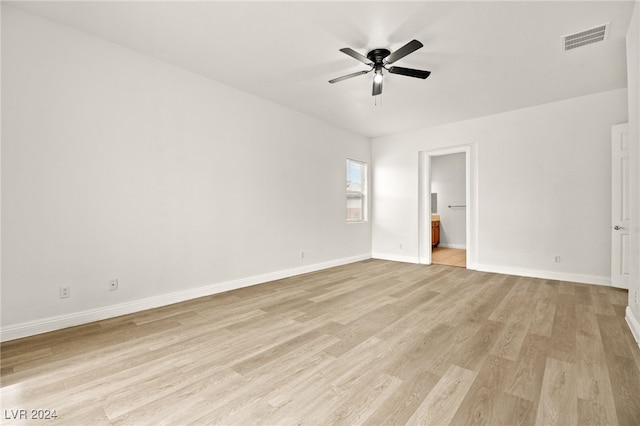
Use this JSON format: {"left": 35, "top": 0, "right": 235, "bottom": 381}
{"left": 7, "top": 1, "right": 635, "bottom": 138}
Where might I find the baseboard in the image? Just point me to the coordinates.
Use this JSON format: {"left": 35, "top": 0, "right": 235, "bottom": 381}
{"left": 371, "top": 252, "right": 420, "bottom": 264}
{"left": 475, "top": 263, "right": 611, "bottom": 286}
{"left": 371, "top": 257, "right": 606, "bottom": 287}
{"left": 626, "top": 306, "right": 640, "bottom": 348}
{"left": 0, "top": 253, "right": 371, "bottom": 342}
{"left": 437, "top": 243, "right": 467, "bottom": 249}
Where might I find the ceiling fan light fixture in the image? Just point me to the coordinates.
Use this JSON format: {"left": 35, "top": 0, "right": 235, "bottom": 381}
{"left": 330, "top": 39, "right": 430, "bottom": 96}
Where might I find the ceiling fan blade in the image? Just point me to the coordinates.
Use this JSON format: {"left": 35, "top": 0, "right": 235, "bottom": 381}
{"left": 372, "top": 79, "right": 383, "bottom": 96}
{"left": 388, "top": 66, "right": 431, "bottom": 79}
{"left": 339, "top": 47, "right": 374, "bottom": 66}
{"left": 329, "top": 69, "right": 371, "bottom": 84}
{"left": 385, "top": 39, "right": 423, "bottom": 64}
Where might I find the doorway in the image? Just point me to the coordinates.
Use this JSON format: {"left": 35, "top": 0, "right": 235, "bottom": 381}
{"left": 430, "top": 152, "right": 466, "bottom": 267}
{"left": 418, "top": 145, "right": 476, "bottom": 267}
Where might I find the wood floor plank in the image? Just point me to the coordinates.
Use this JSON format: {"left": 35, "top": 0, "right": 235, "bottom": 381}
{"left": 616, "top": 307, "right": 640, "bottom": 373}
{"left": 548, "top": 309, "right": 577, "bottom": 363}
{"left": 575, "top": 305, "right": 619, "bottom": 425}
{"left": 598, "top": 313, "right": 637, "bottom": 359}
{"left": 574, "top": 285, "right": 593, "bottom": 306}
{"left": 504, "top": 333, "right": 550, "bottom": 403}
{"left": 528, "top": 298, "right": 556, "bottom": 337}
{"left": 362, "top": 370, "right": 441, "bottom": 426}
{"left": 263, "top": 351, "right": 336, "bottom": 410}
{"left": 448, "top": 355, "right": 517, "bottom": 425}
{"left": 591, "top": 286, "right": 618, "bottom": 316}
{"left": 2, "top": 259, "right": 640, "bottom": 425}
{"left": 489, "top": 392, "right": 536, "bottom": 426}
{"left": 461, "top": 277, "right": 512, "bottom": 324}
{"left": 382, "top": 323, "right": 453, "bottom": 381}
{"left": 535, "top": 357, "right": 578, "bottom": 426}
{"left": 426, "top": 321, "right": 483, "bottom": 375}
{"left": 490, "top": 315, "right": 531, "bottom": 361}
{"left": 450, "top": 320, "right": 506, "bottom": 373}
{"left": 487, "top": 276, "right": 523, "bottom": 322}
{"left": 406, "top": 364, "right": 478, "bottom": 426}
{"left": 603, "top": 354, "right": 640, "bottom": 425}
{"left": 577, "top": 397, "right": 616, "bottom": 426}
{"left": 320, "top": 372, "right": 403, "bottom": 425}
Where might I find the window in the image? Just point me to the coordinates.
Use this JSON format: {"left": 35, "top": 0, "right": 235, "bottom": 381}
{"left": 346, "top": 159, "right": 368, "bottom": 222}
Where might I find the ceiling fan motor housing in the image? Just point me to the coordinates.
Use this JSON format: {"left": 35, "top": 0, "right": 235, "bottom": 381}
{"left": 367, "top": 48, "right": 391, "bottom": 64}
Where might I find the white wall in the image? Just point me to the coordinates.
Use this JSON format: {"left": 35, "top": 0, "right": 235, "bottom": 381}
{"left": 431, "top": 153, "right": 466, "bottom": 248}
{"left": 625, "top": 0, "right": 640, "bottom": 344}
{"left": 372, "top": 89, "right": 628, "bottom": 285}
{"left": 1, "top": 7, "right": 371, "bottom": 338}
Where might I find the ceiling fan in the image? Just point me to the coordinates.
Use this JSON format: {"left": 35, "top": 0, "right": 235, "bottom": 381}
{"left": 329, "top": 39, "right": 431, "bottom": 96}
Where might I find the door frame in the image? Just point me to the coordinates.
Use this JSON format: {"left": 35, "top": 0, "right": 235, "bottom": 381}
{"left": 418, "top": 145, "right": 477, "bottom": 267}
{"left": 611, "top": 122, "right": 630, "bottom": 289}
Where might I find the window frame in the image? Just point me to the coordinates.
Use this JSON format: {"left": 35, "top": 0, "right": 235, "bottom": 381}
{"left": 346, "top": 158, "right": 368, "bottom": 223}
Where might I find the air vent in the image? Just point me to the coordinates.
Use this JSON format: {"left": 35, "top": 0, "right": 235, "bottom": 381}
{"left": 563, "top": 23, "right": 609, "bottom": 51}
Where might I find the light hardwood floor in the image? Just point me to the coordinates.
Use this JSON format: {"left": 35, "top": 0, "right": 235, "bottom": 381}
{"left": 432, "top": 247, "right": 467, "bottom": 268}
{"left": 1, "top": 260, "right": 639, "bottom": 425}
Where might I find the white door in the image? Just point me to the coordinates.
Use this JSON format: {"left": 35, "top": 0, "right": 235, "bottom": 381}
{"left": 611, "top": 123, "right": 629, "bottom": 289}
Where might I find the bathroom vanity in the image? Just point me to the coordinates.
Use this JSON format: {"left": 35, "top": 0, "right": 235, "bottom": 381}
{"left": 431, "top": 215, "right": 440, "bottom": 247}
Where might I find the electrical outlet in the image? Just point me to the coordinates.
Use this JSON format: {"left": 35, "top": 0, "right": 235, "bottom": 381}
{"left": 554, "top": 255, "right": 561, "bottom": 264}
{"left": 635, "top": 290, "right": 639, "bottom": 305}
{"left": 109, "top": 279, "right": 119, "bottom": 291}
{"left": 60, "top": 286, "right": 71, "bottom": 299}
{"left": 300, "top": 251, "right": 305, "bottom": 259}
{"left": 399, "top": 244, "right": 404, "bottom": 250}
